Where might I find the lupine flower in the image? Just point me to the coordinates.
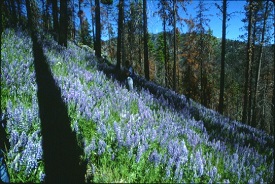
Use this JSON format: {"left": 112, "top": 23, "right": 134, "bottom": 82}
{"left": 19, "top": 132, "right": 29, "bottom": 148}
{"left": 175, "top": 170, "right": 183, "bottom": 183}
{"left": 98, "top": 139, "right": 106, "bottom": 156}
{"left": 223, "top": 179, "right": 230, "bottom": 184}
{"left": 39, "top": 172, "right": 46, "bottom": 182}
{"left": 97, "top": 122, "right": 107, "bottom": 137}
{"left": 25, "top": 158, "right": 38, "bottom": 176}
{"left": 149, "top": 149, "right": 161, "bottom": 166}
{"left": 165, "top": 165, "right": 171, "bottom": 179}
{"left": 113, "top": 122, "right": 123, "bottom": 147}
{"left": 125, "top": 130, "right": 132, "bottom": 148}
{"left": 72, "top": 120, "right": 79, "bottom": 133}
{"left": 84, "top": 138, "right": 96, "bottom": 157}
{"left": 111, "top": 153, "right": 115, "bottom": 161}
{"left": 9, "top": 130, "right": 19, "bottom": 147}
{"left": 132, "top": 131, "right": 140, "bottom": 147}
{"left": 195, "top": 149, "right": 204, "bottom": 177}
{"left": 209, "top": 166, "right": 217, "bottom": 180}
{"left": 136, "top": 144, "right": 145, "bottom": 163}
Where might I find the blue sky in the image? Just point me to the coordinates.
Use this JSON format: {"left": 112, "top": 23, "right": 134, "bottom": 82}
{"left": 147, "top": 0, "right": 247, "bottom": 40}
{"left": 82, "top": 0, "right": 248, "bottom": 41}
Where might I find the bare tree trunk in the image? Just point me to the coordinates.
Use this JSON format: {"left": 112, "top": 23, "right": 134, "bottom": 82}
{"left": 163, "top": 12, "right": 168, "bottom": 87}
{"left": 95, "top": 0, "right": 101, "bottom": 58}
{"left": 59, "top": 0, "right": 68, "bottom": 47}
{"left": 143, "top": 0, "right": 149, "bottom": 80}
{"left": 252, "top": 0, "right": 269, "bottom": 127}
{"left": 89, "top": 0, "right": 95, "bottom": 49}
{"left": 186, "top": 64, "right": 191, "bottom": 101}
{"left": 138, "top": 36, "right": 142, "bottom": 74}
{"left": 116, "top": 0, "right": 124, "bottom": 70}
{"left": 10, "top": 0, "right": 17, "bottom": 27}
{"left": 122, "top": 25, "right": 126, "bottom": 67}
{"left": 107, "top": 6, "right": 112, "bottom": 56}
{"left": 42, "top": 0, "right": 51, "bottom": 31}
{"left": 272, "top": 4, "right": 275, "bottom": 174}
{"left": 79, "top": 0, "right": 84, "bottom": 43}
{"left": 242, "top": 1, "right": 254, "bottom": 125}
{"left": 26, "top": 0, "right": 38, "bottom": 33}
{"left": 52, "top": 0, "right": 59, "bottom": 41}
{"left": 218, "top": 0, "right": 227, "bottom": 114}
{"left": 178, "top": 64, "right": 180, "bottom": 92}
{"left": 15, "top": 0, "right": 23, "bottom": 26}
{"left": 248, "top": 18, "right": 257, "bottom": 126}
{"left": 173, "top": 0, "right": 177, "bottom": 91}
{"left": 72, "top": 0, "right": 76, "bottom": 41}
{"left": 46, "top": 0, "right": 51, "bottom": 31}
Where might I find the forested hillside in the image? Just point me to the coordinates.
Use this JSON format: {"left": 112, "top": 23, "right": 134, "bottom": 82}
{"left": 1, "top": 0, "right": 275, "bottom": 183}
{"left": 2, "top": 0, "right": 274, "bottom": 133}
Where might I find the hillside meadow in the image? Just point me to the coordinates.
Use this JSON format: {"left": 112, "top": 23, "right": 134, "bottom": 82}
{"left": 1, "top": 29, "right": 274, "bottom": 183}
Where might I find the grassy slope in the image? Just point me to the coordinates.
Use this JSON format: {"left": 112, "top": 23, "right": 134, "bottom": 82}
{"left": 1, "top": 29, "right": 274, "bottom": 183}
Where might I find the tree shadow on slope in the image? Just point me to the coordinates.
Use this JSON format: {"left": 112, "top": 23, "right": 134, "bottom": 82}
{"left": 31, "top": 35, "right": 86, "bottom": 183}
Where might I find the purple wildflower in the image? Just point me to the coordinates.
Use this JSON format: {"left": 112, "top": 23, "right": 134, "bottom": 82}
{"left": 209, "top": 166, "right": 217, "bottom": 180}
{"left": 97, "top": 139, "right": 106, "bottom": 156}
{"left": 195, "top": 149, "right": 204, "bottom": 177}
{"left": 149, "top": 149, "right": 161, "bottom": 166}
{"left": 165, "top": 166, "right": 171, "bottom": 179}
{"left": 85, "top": 139, "right": 96, "bottom": 157}
{"left": 136, "top": 144, "right": 145, "bottom": 163}
{"left": 10, "top": 130, "right": 19, "bottom": 147}
{"left": 97, "top": 122, "right": 107, "bottom": 137}
{"left": 25, "top": 157, "right": 38, "bottom": 176}
{"left": 132, "top": 131, "right": 140, "bottom": 147}
{"left": 113, "top": 122, "right": 123, "bottom": 147}
{"left": 39, "top": 172, "right": 46, "bottom": 182}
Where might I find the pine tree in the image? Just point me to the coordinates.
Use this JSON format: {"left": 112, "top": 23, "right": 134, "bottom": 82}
{"left": 143, "top": 0, "right": 150, "bottom": 80}
{"left": 116, "top": 0, "right": 124, "bottom": 70}
{"left": 242, "top": 1, "right": 255, "bottom": 125}
{"left": 155, "top": 34, "right": 166, "bottom": 85}
{"left": 251, "top": 0, "right": 271, "bottom": 128}
{"left": 218, "top": 0, "right": 227, "bottom": 114}
{"left": 59, "top": 0, "right": 68, "bottom": 47}
{"left": 157, "top": 0, "right": 171, "bottom": 87}
{"left": 95, "top": 0, "right": 101, "bottom": 58}
{"left": 52, "top": 0, "right": 59, "bottom": 41}
{"left": 173, "top": 0, "right": 177, "bottom": 91}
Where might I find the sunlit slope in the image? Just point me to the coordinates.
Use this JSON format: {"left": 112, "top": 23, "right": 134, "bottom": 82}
{"left": 1, "top": 29, "right": 274, "bottom": 183}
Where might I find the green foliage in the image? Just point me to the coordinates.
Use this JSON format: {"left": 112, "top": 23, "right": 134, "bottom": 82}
{"left": 101, "top": 0, "right": 113, "bottom": 5}
{"left": 155, "top": 33, "right": 165, "bottom": 64}
{"left": 80, "top": 18, "right": 93, "bottom": 46}
{"left": 130, "top": 100, "right": 139, "bottom": 114}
